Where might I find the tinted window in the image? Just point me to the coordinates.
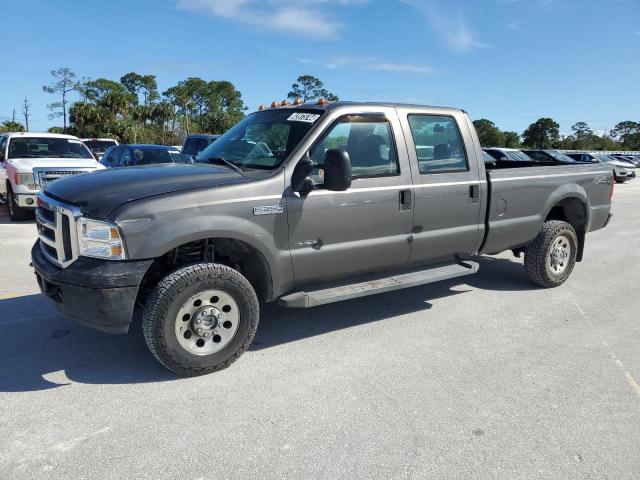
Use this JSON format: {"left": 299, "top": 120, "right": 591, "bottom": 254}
{"left": 196, "top": 138, "right": 209, "bottom": 155}
{"left": 83, "top": 140, "right": 117, "bottom": 152}
{"left": 309, "top": 115, "right": 399, "bottom": 180}
{"left": 132, "top": 149, "right": 192, "bottom": 165}
{"left": 121, "top": 148, "right": 133, "bottom": 166}
{"left": 110, "top": 147, "right": 123, "bottom": 166}
{"left": 408, "top": 115, "right": 468, "bottom": 174}
{"left": 183, "top": 138, "right": 198, "bottom": 155}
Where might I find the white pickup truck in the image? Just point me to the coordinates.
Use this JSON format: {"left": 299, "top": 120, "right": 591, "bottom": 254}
{"left": 0, "top": 132, "right": 105, "bottom": 221}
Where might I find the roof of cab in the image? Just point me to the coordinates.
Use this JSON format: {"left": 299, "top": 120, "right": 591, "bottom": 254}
{"left": 118, "top": 144, "right": 180, "bottom": 150}
{"left": 1, "top": 131, "right": 80, "bottom": 140}
{"left": 258, "top": 101, "right": 464, "bottom": 114}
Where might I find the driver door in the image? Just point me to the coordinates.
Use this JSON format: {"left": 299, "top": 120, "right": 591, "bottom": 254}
{"left": 286, "top": 111, "right": 414, "bottom": 287}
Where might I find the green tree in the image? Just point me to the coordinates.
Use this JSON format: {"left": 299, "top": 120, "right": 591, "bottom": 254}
{"left": 287, "top": 75, "right": 338, "bottom": 102}
{"left": 0, "top": 120, "right": 25, "bottom": 132}
{"left": 610, "top": 121, "right": 640, "bottom": 149}
{"left": 472, "top": 119, "right": 503, "bottom": 147}
{"left": 571, "top": 121, "right": 593, "bottom": 149}
{"left": 522, "top": 118, "right": 560, "bottom": 149}
{"left": 42, "top": 68, "right": 79, "bottom": 133}
{"left": 502, "top": 131, "right": 521, "bottom": 148}
{"left": 120, "top": 72, "right": 158, "bottom": 105}
{"left": 47, "top": 126, "right": 65, "bottom": 134}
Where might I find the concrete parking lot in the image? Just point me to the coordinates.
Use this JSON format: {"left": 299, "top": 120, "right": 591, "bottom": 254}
{"left": 1, "top": 183, "right": 639, "bottom": 480}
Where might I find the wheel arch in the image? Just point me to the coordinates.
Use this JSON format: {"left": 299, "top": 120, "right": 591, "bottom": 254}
{"left": 543, "top": 194, "right": 589, "bottom": 262}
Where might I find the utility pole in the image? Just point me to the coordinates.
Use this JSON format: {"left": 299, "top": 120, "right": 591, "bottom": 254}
{"left": 22, "top": 96, "right": 31, "bottom": 131}
{"left": 12, "top": 109, "right": 15, "bottom": 123}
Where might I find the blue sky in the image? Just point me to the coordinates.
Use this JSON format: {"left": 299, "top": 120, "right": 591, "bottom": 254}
{"left": 0, "top": 0, "right": 638, "bottom": 136}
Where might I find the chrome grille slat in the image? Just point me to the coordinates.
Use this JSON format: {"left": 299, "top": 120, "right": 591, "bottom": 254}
{"left": 32, "top": 167, "right": 95, "bottom": 188}
{"left": 36, "top": 193, "right": 81, "bottom": 268}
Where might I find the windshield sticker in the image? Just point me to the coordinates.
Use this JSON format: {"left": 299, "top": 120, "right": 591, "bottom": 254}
{"left": 68, "top": 139, "right": 82, "bottom": 144}
{"left": 287, "top": 113, "right": 321, "bottom": 123}
{"left": 169, "top": 150, "right": 180, "bottom": 154}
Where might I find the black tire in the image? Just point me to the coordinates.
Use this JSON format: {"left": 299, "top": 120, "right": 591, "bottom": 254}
{"left": 614, "top": 177, "right": 626, "bottom": 184}
{"left": 142, "top": 263, "right": 259, "bottom": 376}
{"left": 7, "top": 185, "right": 30, "bottom": 221}
{"left": 524, "top": 220, "right": 578, "bottom": 288}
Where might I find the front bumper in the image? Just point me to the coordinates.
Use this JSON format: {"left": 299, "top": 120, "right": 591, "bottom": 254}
{"left": 31, "top": 241, "right": 153, "bottom": 334}
{"left": 16, "top": 193, "right": 38, "bottom": 208}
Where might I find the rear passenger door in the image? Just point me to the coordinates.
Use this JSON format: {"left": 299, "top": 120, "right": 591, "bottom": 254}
{"left": 398, "top": 110, "right": 484, "bottom": 264}
{"left": 287, "top": 109, "right": 414, "bottom": 286}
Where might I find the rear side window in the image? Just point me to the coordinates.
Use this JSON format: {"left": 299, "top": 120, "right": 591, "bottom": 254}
{"left": 407, "top": 115, "right": 468, "bottom": 174}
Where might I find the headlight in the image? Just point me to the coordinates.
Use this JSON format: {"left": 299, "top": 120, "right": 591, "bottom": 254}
{"left": 14, "top": 173, "right": 38, "bottom": 190}
{"left": 77, "top": 218, "right": 126, "bottom": 260}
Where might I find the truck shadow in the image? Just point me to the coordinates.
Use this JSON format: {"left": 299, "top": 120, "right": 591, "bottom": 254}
{"left": 0, "top": 256, "right": 532, "bottom": 392}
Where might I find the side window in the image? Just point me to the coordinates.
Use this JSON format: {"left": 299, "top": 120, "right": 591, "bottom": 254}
{"left": 121, "top": 148, "right": 133, "bottom": 166}
{"left": 110, "top": 147, "right": 123, "bottom": 166}
{"left": 407, "top": 115, "right": 469, "bottom": 174}
{"left": 183, "top": 138, "right": 198, "bottom": 156}
{"left": 196, "top": 138, "right": 209, "bottom": 155}
{"left": 0, "top": 137, "right": 6, "bottom": 162}
{"left": 309, "top": 115, "right": 399, "bottom": 181}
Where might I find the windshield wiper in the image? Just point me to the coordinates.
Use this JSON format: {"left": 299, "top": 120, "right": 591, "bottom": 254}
{"left": 207, "top": 157, "right": 246, "bottom": 176}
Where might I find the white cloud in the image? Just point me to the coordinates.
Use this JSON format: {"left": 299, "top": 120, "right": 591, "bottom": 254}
{"left": 297, "top": 56, "right": 436, "bottom": 74}
{"left": 399, "top": 0, "right": 487, "bottom": 53}
{"left": 176, "top": 0, "right": 366, "bottom": 39}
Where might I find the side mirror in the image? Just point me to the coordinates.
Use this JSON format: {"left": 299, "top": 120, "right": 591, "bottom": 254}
{"left": 292, "top": 153, "right": 316, "bottom": 194}
{"left": 324, "top": 149, "right": 352, "bottom": 192}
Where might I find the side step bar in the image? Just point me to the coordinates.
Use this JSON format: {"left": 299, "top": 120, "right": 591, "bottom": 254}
{"left": 279, "top": 260, "right": 479, "bottom": 308}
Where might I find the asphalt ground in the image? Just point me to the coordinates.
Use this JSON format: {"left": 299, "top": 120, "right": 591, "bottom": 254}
{"left": 1, "top": 182, "right": 639, "bottom": 479}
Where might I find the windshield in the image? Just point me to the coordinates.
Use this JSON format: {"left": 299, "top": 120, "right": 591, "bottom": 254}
{"left": 8, "top": 137, "right": 94, "bottom": 159}
{"left": 544, "top": 150, "right": 577, "bottom": 163}
{"left": 83, "top": 140, "right": 117, "bottom": 152}
{"left": 196, "top": 109, "right": 323, "bottom": 170}
{"left": 506, "top": 150, "right": 534, "bottom": 162}
{"left": 132, "top": 148, "right": 193, "bottom": 165}
{"left": 595, "top": 154, "right": 614, "bottom": 162}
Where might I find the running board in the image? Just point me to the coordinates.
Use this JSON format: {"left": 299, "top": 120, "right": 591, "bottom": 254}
{"left": 279, "top": 261, "right": 479, "bottom": 308}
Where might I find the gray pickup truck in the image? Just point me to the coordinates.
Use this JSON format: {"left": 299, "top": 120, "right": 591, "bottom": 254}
{"left": 31, "top": 102, "right": 614, "bottom": 375}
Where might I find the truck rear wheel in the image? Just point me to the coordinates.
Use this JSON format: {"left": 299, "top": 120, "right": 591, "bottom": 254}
{"left": 524, "top": 220, "right": 578, "bottom": 288}
{"left": 142, "top": 263, "right": 259, "bottom": 376}
{"left": 7, "top": 186, "right": 30, "bottom": 221}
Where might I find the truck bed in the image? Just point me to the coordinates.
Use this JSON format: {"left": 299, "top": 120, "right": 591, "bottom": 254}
{"left": 480, "top": 162, "right": 613, "bottom": 255}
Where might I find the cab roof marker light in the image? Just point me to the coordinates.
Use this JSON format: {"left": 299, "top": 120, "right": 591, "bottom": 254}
{"left": 293, "top": 98, "right": 303, "bottom": 105}
{"left": 317, "top": 98, "right": 328, "bottom": 105}
{"left": 271, "top": 101, "right": 280, "bottom": 108}
{"left": 258, "top": 105, "right": 265, "bottom": 111}
{"left": 281, "top": 100, "right": 289, "bottom": 106}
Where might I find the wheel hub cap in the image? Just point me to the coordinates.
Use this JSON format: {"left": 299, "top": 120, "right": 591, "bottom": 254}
{"left": 548, "top": 235, "right": 571, "bottom": 275}
{"left": 174, "top": 289, "right": 240, "bottom": 356}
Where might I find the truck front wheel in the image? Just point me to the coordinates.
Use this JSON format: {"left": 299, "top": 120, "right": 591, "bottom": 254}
{"left": 524, "top": 220, "right": 578, "bottom": 288}
{"left": 142, "top": 263, "right": 259, "bottom": 376}
{"left": 7, "top": 185, "right": 30, "bottom": 221}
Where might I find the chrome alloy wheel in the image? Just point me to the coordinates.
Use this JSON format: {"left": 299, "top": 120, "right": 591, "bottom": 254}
{"left": 548, "top": 234, "right": 571, "bottom": 276}
{"left": 175, "top": 289, "right": 240, "bottom": 356}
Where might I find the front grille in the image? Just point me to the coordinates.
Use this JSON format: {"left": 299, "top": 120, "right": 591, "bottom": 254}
{"left": 36, "top": 170, "right": 87, "bottom": 187}
{"left": 36, "top": 194, "right": 81, "bottom": 268}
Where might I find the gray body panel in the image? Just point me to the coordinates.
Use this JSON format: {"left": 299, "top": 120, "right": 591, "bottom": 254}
{"left": 39, "top": 102, "right": 613, "bottom": 303}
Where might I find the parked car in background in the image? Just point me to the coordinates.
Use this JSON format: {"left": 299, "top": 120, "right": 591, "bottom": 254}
{"left": 182, "top": 134, "right": 220, "bottom": 159}
{"left": 521, "top": 149, "right": 578, "bottom": 163}
{"left": 565, "top": 152, "right": 635, "bottom": 183}
{"left": 100, "top": 144, "right": 194, "bottom": 168}
{"left": 0, "top": 132, "right": 105, "bottom": 220}
{"left": 483, "top": 147, "right": 535, "bottom": 162}
{"left": 81, "top": 138, "right": 119, "bottom": 161}
{"left": 610, "top": 154, "right": 640, "bottom": 167}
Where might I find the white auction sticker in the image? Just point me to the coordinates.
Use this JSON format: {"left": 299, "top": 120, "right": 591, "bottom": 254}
{"left": 68, "top": 140, "right": 82, "bottom": 144}
{"left": 287, "top": 113, "right": 321, "bottom": 123}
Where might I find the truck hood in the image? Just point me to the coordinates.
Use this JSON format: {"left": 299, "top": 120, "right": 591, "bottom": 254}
{"left": 44, "top": 163, "right": 249, "bottom": 218}
{"left": 7, "top": 157, "right": 104, "bottom": 171}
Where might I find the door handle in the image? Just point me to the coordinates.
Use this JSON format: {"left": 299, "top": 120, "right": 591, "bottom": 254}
{"left": 399, "top": 189, "right": 412, "bottom": 211}
{"left": 469, "top": 184, "right": 479, "bottom": 204}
